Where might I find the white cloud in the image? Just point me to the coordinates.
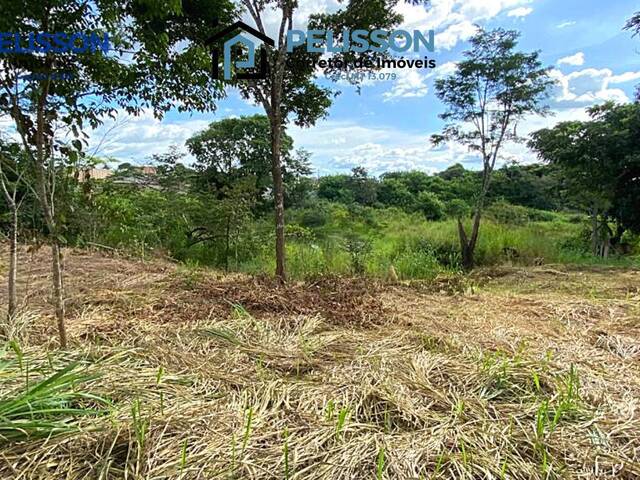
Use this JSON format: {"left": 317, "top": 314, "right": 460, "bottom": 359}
{"left": 241, "top": 0, "right": 341, "bottom": 43}
{"left": 245, "top": 0, "right": 536, "bottom": 52}
{"left": 429, "top": 61, "right": 458, "bottom": 78}
{"left": 402, "top": 0, "right": 535, "bottom": 48}
{"left": 381, "top": 60, "right": 458, "bottom": 101}
{"left": 551, "top": 66, "right": 640, "bottom": 105}
{"left": 287, "top": 114, "right": 581, "bottom": 175}
{"left": 383, "top": 69, "right": 429, "bottom": 101}
{"left": 557, "top": 52, "right": 585, "bottom": 66}
{"left": 85, "top": 110, "right": 211, "bottom": 163}
{"left": 289, "top": 120, "right": 474, "bottom": 175}
{"left": 289, "top": 106, "right": 597, "bottom": 176}
{"left": 608, "top": 71, "right": 640, "bottom": 84}
{"left": 556, "top": 21, "right": 576, "bottom": 29}
{"left": 435, "top": 21, "right": 479, "bottom": 50}
{"left": 507, "top": 7, "right": 533, "bottom": 18}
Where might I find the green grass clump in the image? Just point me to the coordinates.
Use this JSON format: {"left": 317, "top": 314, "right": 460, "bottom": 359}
{"left": 0, "top": 345, "right": 108, "bottom": 443}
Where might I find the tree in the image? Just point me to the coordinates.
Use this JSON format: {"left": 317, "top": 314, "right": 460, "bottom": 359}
{"left": 382, "top": 171, "right": 431, "bottom": 196}
{"left": 348, "top": 167, "right": 378, "bottom": 206}
{"left": 317, "top": 175, "right": 355, "bottom": 204}
{"left": 432, "top": 28, "right": 552, "bottom": 269}
{"left": 489, "top": 163, "right": 560, "bottom": 210}
{"left": 444, "top": 198, "right": 471, "bottom": 221}
{"left": 0, "top": 140, "right": 29, "bottom": 331}
{"left": 153, "top": 147, "right": 195, "bottom": 193}
{"left": 187, "top": 115, "right": 310, "bottom": 207}
{"left": 235, "top": 0, "right": 417, "bottom": 282}
{"left": 625, "top": 10, "right": 640, "bottom": 100}
{"left": 529, "top": 102, "right": 640, "bottom": 256}
{"left": 377, "top": 177, "right": 414, "bottom": 209}
{"left": 415, "top": 191, "right": 444, "bottom": 220}
{"left": 0, "top": 0, "right": 235, "bottom": 347}
{"left": 529, "top": 120, "right": 611, "bottom": 255}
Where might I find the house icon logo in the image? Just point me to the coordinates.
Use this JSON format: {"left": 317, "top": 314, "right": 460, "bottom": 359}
{"left": 206, "top": 21, "right": 275, "bottom": 80}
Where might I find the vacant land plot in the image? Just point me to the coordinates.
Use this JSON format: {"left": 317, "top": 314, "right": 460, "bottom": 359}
{"left": 1, "top": 248, "right": 639, "bottom": 479}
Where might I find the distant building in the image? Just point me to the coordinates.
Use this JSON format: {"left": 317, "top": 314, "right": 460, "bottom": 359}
{"left": 79, "top": 165, "right": 157, "bottom": 183}
{"left": 79, "top": 168, "right": 113, "bottom": 182}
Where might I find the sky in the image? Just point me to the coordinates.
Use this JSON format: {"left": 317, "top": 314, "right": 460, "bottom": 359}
{"left": 87, "top": 0, "right": 640, "bottom": 177}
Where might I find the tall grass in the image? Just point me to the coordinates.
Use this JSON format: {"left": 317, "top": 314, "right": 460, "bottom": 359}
{"left": 233, "top": 205, "right": 636, "bottom": 279}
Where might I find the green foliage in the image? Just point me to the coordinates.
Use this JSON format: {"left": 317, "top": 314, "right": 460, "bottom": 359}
{"left": 529, "top": 102, "right": 640, "bottom": 236}
{"left": 0, "top": 353, "right": 108, "bottom": 443}
{"left": 485, "top": 201, "right": 558, "bottom": 225}
{"left": 0, "top": 0, "right": 236, "bottom": 167}
{"left": 187, "top": 115, "right": 310, "bottom": 209}
{"left": 314, "top": 163, "right": 569, "bottom": 225}
{"left": 444, "top": 199, "right": 471, "bottom": 220}
{"left": 433, "top": 28, "right": 553, "bottom": 152}
{"left": 343, "top": 234, "right": 373, "bottom": 275}
{"left": 431, "top": 27, "right": 553, "bottom": 269}
{"left": 62, "top": 173, "right": 639, "bottom": 279}
{"left": 415, "top": 191, "right": 445, "bottom": 220}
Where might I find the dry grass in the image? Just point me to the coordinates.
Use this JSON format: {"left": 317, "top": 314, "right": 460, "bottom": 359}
{"left": 0, "top": 247, "right": 639, "bottom": 479}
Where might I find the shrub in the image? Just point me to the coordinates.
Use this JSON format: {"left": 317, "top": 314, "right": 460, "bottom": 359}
{"left": 486, "top": 201, "right": 530, "bottom": 225}
{"left": 415, "top": 192, "right": 445, "bottom": 220}
{"left": 444, "top": 199, "right": 471, "bottom": 220}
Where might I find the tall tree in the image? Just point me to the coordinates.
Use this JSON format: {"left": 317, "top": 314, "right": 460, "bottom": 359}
{"left": 186, "top": 114, "right": 310, "bottom": 206}
{"left": 0, "top": 0, "right": 235, "bottom": 347}
{"left": 529, "top": 102, "right": 640, "bottom": 256}
{"left": 235, "top": 0, "right": 415, "bottom": 282}
{"left": 432, "top": 28, "right": 552, "bottom": 269}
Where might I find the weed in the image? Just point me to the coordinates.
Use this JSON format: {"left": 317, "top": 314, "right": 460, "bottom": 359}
{"left": 0, "top": 359, "right": 108, "bottom": 443}
{"left": 376, "top": 447, "right": 385, "bottom": 480}
{"left": 241, "top": 407, "right": 253, "bottom": 453}
{"left": 335, "top": 405, "right": 349, "bottom": 440}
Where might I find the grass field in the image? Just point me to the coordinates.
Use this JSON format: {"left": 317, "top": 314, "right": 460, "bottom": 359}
{"left": 178, "top": 206, "right": 639, "bottom": 279}
{"left": 1, "top": 247, "right": 639, "bottom": 479}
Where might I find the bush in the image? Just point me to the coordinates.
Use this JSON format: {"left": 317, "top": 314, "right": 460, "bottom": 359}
{"left": 485, "top": 201, "right": 530, "bottom": 225}
{"left": 415, "top": 192, "right": 445, "bottom": 221}
{"left": 299, "top": 208, "right": 328, "bottom": 228}
{"left": 486, "top": 201, "right": 559, "bottom": 225}
{"left": 444, "top": 199, "right": 471, "bottom": 220}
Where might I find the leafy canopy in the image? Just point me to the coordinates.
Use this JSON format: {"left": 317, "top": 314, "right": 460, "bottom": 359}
{"left": 187, "top": 115, "right": 310, "bottom": 202}
{"left": 0, "top": 0, "right": 236, "bottom": 161}
{"left": 432, "top": 28, "right": 553, "bottom": 164}
{"left": 529, "top": 102, "right": 640, "bottom": 233}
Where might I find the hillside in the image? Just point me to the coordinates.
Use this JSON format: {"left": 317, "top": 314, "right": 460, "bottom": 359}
{"left": 1, "top": 247, "right": 639, "bottom": 479}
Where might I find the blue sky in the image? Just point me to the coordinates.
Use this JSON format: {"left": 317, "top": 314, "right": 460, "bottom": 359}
{"left": 88, "top": 0, "right": 640, "bottom": 176}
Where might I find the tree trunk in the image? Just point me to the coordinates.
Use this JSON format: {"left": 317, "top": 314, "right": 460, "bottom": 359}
{"left": 457, "top": 218, "right": 471, "bottom": 270}
{"left": 590, "top": 208, "right": 599, "bottom": 256}
{"left": 270, "top": 118, "right": 286, "bottom": 283}
{"left": 51, "top": 241, "right": 67, "bottom": 348}
{"left": 467, "top": 210, "right": 482, "bottom": 268}
{"left": 41, "top": 211, "right": 68, "bottom": 348}
{"left": 458, "top": 208, "right": 483, "bottom": 271}
{"left": 7, "top": 208, "right": 18, "bottom": 324}
{"left": 32, "top": 77, "right": 67, "bottom": 348}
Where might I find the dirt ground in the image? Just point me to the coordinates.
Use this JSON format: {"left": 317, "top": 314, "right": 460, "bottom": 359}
{"left": 1, "top": 247, "right": 639, "bottom": 479}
